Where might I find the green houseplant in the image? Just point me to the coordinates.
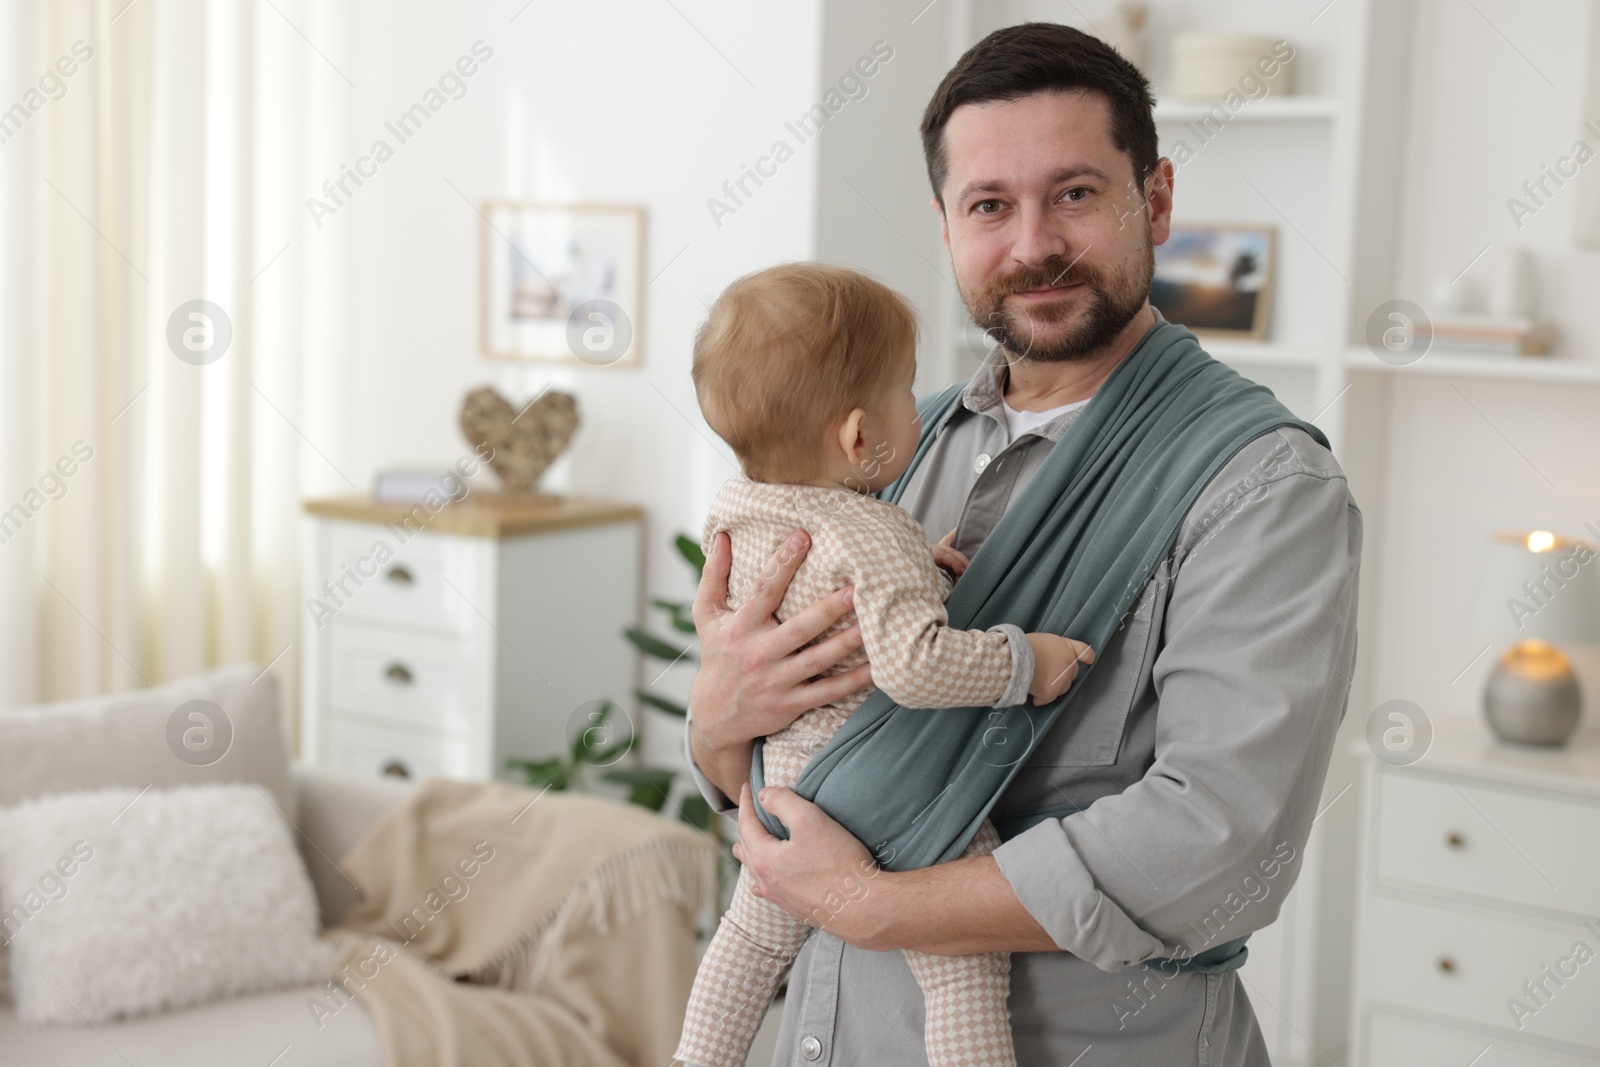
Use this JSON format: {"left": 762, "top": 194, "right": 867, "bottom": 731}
{"left": 507, "top": 533, "right": 731, "bottom": 895}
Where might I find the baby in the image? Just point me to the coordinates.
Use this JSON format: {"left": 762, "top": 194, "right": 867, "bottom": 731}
{"left": 673, "top": 263, "right": 1092, "bottom": 1067}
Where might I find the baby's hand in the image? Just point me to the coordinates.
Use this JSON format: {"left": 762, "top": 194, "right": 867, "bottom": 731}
{"left": 932, "top": 529, "right": 969, "bottom": 577}
{"left": 1024, "top": 634, "right": 1096, "bottom": 705}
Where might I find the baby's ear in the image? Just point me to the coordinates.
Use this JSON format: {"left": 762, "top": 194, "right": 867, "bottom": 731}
{"left": 833, "top": 407, "right": 870, "bottom": 464}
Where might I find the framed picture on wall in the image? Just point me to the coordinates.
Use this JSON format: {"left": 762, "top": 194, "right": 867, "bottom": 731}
{"left": 479, "top": 202, "right": 645, "bottom": 366}
{"left": 1150, "top": 223, "right": 1276, "bottom": 341}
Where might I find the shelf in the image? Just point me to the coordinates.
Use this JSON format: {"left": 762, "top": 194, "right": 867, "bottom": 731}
{"left": 1207, "top": 340, "right": 1324, "bottom": 369}
{"left": 1153, "top": 96, "right": 1340, "bottom": 124}
{"left": 1343, "top": 347, "right": 1600, "bottom": 385}
{"left": 1349, "top": 713, "right": 1600, "bottom": 800}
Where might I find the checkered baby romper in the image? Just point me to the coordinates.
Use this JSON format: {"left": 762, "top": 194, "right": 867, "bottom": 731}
{"left": 674, "top": 476, "right": 1021, "bottom": 1067}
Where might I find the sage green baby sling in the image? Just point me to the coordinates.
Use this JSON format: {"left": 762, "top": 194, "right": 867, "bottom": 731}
{"left": 748, "top": 321, "right": 1327, "bottom": 970}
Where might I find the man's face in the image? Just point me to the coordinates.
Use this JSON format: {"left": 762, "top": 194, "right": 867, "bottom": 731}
{"left": 936, "top": 89, "right": 1172, "bottom": 363}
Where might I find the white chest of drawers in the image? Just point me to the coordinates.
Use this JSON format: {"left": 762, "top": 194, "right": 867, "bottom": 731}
{"left": 300, "top": 494, "right": 642, "bottom": 782}
{"left": 1349, "top": 717, "right": 1600, "bottom": 1066}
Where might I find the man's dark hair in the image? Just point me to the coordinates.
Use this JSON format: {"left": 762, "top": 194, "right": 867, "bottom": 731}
{"left": 920, "top": 22, "right": 1158, "bottom": 204}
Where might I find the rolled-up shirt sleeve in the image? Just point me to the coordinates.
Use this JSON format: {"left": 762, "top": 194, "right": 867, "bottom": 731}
{"left": 992, "top": 463, "right": 1362, "bottom": 970}
{"left": 683, "top": 709, "right": 739, "bottom": 815}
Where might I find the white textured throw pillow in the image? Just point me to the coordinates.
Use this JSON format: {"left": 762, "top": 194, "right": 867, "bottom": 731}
{"left": 0, "top": 783, "right": 331, "bottom": 1026}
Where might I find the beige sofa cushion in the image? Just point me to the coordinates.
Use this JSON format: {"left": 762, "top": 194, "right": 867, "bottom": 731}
{"left": 0, "top": 783, "right": 331, "bottom": 1026}
{"left": 292, "top": 765, "right": 410, "bottom": 927}
{"left": 0, "top": 665, "right": 297, "bottom": 1004}
{"left": 0, "top": 664, "right": 294, "bottom": 819}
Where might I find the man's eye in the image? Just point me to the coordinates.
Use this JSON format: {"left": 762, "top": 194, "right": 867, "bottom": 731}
{"left": 1062, "top": 187, "right": 1090, "bottom": 203}
{"left": 974, "top": 199, "right": 1004, "bottom": 214}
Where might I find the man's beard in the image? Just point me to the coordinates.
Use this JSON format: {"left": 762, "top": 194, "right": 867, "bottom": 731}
{"left": 960, "top": 231, "right": 1155, "bottom": 364}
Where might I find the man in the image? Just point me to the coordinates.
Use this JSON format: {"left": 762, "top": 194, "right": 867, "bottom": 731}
{"left": 686, "top": 22, "right": 1360, "bottom": 1066}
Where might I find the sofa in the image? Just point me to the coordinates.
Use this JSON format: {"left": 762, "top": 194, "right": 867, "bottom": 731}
{"left": 0, "top": 666, "right": 405, "bottom": 1067}
{"left": 0, "top": 665, "right": 788, "bottom": 1067}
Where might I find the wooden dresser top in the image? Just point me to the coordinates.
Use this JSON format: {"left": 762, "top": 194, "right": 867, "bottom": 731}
{"left": 304, "top": 493, "right": 643, "bottom": 539}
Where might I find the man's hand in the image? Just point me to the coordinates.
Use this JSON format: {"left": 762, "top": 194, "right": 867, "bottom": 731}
{"left": 688, "top": 529, "right": 874, "bottom": 800}
{"left": 734, "top": 783, "right": 891, "bottom": 948}
{"left": 734, "top": 782, "right": 1059, "bottom": 955}
{"left": 932, "top": 528, "right": 969, "bottom": 577}
{"left": 1025, "top": 634, "right": 1096, "bottom": 704}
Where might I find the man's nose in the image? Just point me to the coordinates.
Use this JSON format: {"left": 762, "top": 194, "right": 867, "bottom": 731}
{"left": 1008, "top": 201, "right": 1071, "bottom": 268}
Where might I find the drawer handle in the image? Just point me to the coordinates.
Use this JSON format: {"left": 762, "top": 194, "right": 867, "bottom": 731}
{"left": 386, "top": 565, "right": 414, "bottom": 585}
{"left": 1445, "top": 831, "right": 1466, "bottom": 849}
{"left": 385, "top": 662, "right": 413, "bottom": 685}
{"left": 381, "top": 759, "right": 412, "bottom": 780}
{"left": 1436, "top": 956, "right": 1457, "bottom": 975}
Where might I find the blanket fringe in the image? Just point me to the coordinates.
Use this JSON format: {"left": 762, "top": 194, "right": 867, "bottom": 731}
{"left": 469, "top": 835, "right": 716, "bottom": 990}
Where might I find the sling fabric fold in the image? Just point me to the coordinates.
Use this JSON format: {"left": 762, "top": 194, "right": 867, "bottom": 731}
{"left": 751, "top": 322, "right": 1328, "bottom": 879}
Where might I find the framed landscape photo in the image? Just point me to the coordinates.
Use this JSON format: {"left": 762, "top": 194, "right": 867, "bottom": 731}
{"left": 1150, "top": 223, "right": 1276, "bottom": 341}
{"left": 479, "top": 202, "right": 645, "bottom": 366}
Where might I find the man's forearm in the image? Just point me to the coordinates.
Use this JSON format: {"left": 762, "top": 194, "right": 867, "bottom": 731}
{"left": 688, "top": 717, "right": 754, "bottom": 802}
{"left": 859, "top": 855, "right": 1059, "bottom": 955}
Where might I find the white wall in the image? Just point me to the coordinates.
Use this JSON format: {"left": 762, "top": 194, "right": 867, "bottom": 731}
{"left": 811, "top": 3, "right": 959, "bottom": 389}
{"left": 310, "top": 1, "right": 823, "bottom": 763}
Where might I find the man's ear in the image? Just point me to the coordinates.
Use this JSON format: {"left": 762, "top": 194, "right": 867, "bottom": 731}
{"left": 834, "top": 408, "right": 870, "bottom": 467}
{"left": 1146, "top": 157, "right": 1176, "bottom": 247}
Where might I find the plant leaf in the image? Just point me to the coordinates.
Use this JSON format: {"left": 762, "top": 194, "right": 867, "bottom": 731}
{"left": 602, "top": 767, "right": 674, "bottom": 811}
{"left": 601, "top": 767, "right": 676, "bottom": 788}
{"left": 585, "top": 735, "right": 637, "bottom": 765}
{"left": 570, "top": 701, "right": 618, "bottom": 761}
{"left": 636, "top": 690, "right": 688, "bottom": 717}
{"left": 651, "top": 598, "right": 699, "bottom": 635}
{"left": 506, "top": 757, "right": 571, "bottom": 791}
{"left": 628, "top": 784, "right": 668, "bottom": 810}
{"left": 625, "top": 627, "right": 689, "bottom": 662}
{"left": 678, "top": 795, "right": 713, "bottom": 831}
{"left": 506, "top": 757, "right": 563, "bottom": 777}
{"left": 676, "top": 535, "right": 706, "bottom": 576}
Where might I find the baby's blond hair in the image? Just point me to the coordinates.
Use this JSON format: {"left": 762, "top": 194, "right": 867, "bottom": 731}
{"left": 692, "top": 263, "right": 916, "bottom": 483}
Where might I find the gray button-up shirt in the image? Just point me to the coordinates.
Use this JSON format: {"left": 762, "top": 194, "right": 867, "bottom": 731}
{"left": 689, "top": 317, "right": 1363, "bottom": 1066}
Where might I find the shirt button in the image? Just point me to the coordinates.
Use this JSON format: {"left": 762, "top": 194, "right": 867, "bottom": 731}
{"left": 974, "top": 453, "right": 991, "bottom": 474}
{"left": 800, "top": 1035, "right": 823, "bottom": 1060}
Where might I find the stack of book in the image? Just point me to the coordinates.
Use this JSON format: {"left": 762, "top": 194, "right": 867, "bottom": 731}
{"left": 372, "top": 468, "right": 468, "bottom": 503}
{"left": 1428, "top": 316, "right": 1558, "bottom": 356}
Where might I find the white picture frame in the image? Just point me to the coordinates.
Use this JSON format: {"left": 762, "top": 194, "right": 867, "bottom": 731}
{"left": 479, "top": 201, "right": 645, "bottom": 365}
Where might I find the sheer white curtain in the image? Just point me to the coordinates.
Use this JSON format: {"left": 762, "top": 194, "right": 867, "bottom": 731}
{"left": 0, "top": 0, "right": 351, "bottom": 742}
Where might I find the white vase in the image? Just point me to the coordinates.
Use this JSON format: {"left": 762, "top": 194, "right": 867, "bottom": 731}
{"left": 1485, "top": 245, "right": 1538, "bottom": 319}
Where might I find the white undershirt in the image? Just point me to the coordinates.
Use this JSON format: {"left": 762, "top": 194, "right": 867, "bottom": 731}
{"left": 1000, "top": 396, "right": 1089, "bottom": 442}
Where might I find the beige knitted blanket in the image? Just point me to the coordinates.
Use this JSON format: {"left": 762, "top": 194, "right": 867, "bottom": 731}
{"left": 322, "top": 777, "right": 715, "bottom": 1067}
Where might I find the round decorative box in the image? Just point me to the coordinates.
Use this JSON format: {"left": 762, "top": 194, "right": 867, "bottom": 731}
{"left": 1169, "top": 33, "right": 1295, "bottom": 99}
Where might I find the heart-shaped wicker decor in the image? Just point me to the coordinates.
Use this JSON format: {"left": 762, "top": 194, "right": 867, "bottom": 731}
{"left": 459, "top": 386, "right": 580, "bottom": 493}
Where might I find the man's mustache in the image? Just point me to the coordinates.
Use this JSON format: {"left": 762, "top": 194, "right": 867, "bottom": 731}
{"left": 989, "top": 257, "right": 1100, "bottom": 299}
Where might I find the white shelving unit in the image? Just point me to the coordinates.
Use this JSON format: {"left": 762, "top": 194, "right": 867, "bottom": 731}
{"left": 1153, "top": 94, "right": 1340, "bottom": 123}
{"left": 1205, "top": 339, "right": 1324, "bottom": 368}
{"left": 1344, "top": 346, "right": 1600, "bottom": 385}
{"left": 1113, "top": 5, "right": 1600, "bottom": 1067}
{"left": 830, "top": 2, "right": 1600, "bottom": 1064}
{"left": 942, "top": 3, "right": 1598, "bottom": 1065}
{"left": 922, "top": 4, "right": 1423, "bottom": 1063}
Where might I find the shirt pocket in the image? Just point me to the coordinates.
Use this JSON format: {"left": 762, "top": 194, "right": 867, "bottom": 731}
{"left": 1023, "top": 578, "right": 1160, "bottom": 768}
